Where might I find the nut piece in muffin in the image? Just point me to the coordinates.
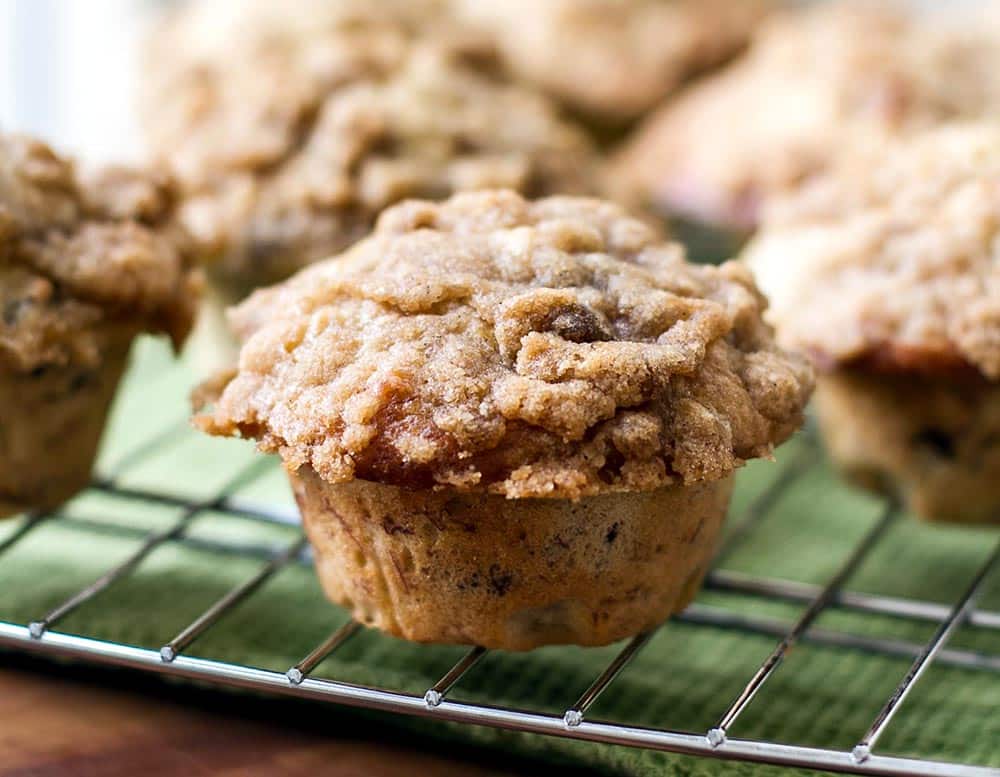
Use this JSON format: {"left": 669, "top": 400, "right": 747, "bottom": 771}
{"left": 142, "top": 1, "right": 604, "bottom": 302}
{"left": 0, "top": 134, "right": 200, "bottom": 518}
{"left": 454, "top": 0, "right": 774, "bottom": 130}
{"left": 195, "top": 190, "right": 812, "bottom": 649}
{"left": 744, "top": 124, "right": 1000, "bottom": 523}
{"left": 614, "top": 1, "right": 1000, "bottom": 249}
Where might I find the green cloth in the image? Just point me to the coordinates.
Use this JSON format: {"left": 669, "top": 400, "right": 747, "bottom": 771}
{"left": 2, "top": 338, "right": 999, "bottom": 776}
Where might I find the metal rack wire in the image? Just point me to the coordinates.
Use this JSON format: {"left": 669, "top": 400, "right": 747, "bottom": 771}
{"left": 1, "top": 415, "right": 999, "bottom": 777}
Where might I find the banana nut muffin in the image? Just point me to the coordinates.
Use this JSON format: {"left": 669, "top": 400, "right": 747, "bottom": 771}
{"left": 0, "top": 134, "right": 200, "bottom": 518}
{"left": 195, "top": 190, "right": 813, "bottom": 649}
{"left": 142, "top": 0, "right": 603, "bottom": 301}
{"left": 454, "top": 0, "right": 774, "bottom": 129}
{"left": 744, "top": 124, "right": 1000, "bottom": 523}
{"left": 614, "top": 1, "right": 1000, "bottom": 240}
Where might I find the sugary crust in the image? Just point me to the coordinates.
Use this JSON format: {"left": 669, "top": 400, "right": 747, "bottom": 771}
{"left": 0, "top": 135, "right": 200, "bottom": 372}
{"left": 614, "top": 2, "right": 1000, "bottom": 229}
{"left": 455, "top": 0, "right": 772, "bottom": 122}
{"left": 196, "top": 190, "right": 812, "bottom": 499}
{"left": 294, "top": 466, "right": 732, "bottom": 648}
{"left": 142, "top": 0, "right": 449, "bottom": 183}
{"left": 744, "top": 124, "right": 1000, "bottom": 381}
{"left": 143, "top": 0, "right": 602, "bottom": 293}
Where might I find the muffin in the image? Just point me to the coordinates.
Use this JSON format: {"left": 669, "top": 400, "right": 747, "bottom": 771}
{"left": 614, "top": 1, "right": 1000, "bottom": 255}
{"left": 143, "top": 0, "right": 605, "bottom": 364}
{"left": 454, "top": 0, "right": 774, "bottom": 134}
{"left": 744, "top": 124, "right": 1000, "bottom": 523}
{"left": 194, "top": 190, "right": 812, "bottom": 649}
{"left": 0, "top": 135, "right": 200, "bottom": 518}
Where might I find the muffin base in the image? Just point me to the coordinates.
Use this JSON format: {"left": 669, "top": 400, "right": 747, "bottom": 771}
{"left": 815, "top": 369, "right": 1000, "bottom": 524}
{"left": 0, "top": 333, "right": 134, "bottom": 519}
{"left": 292, "top": 467, "right": 733, "bottom": 650}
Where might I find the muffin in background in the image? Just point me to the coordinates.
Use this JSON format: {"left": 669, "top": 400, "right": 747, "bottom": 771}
{"left": 614, "top": 1, "right": 1000, "bottom": 256}
{"left": 744, "top": 124, "right": 1000, "bottom": 523}
{"left": 454, "top": 0, "right": 774, "bottom": 136}
{"left": 142, "top": 0, "right": 609, "bottom": 366}
{"left": 0, "top": 134, "right": 200, "bottom": 518}
{"left": 195, "top": 190, "right": 812, "bottom": 649}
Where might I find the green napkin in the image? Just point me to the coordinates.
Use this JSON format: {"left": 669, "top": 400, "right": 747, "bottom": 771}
{"left": 1, "top": 338, "right": 999, "bottom": 777}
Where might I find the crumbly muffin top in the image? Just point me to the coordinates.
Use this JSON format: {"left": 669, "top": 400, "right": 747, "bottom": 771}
{"left": 144, "top": 0, "right": 602, "bottom": 292}
{"left": 744, "top": 124, "right": 1000, "bottom": 381}
{"left": 614, "top": 2, "right": 1000, "bottom": 230}
{"left": 455, "top": 0, "right": 772, "bottom": 123}
{"left": 196, "top": 190, "right": 812, "bottom": 499}
{"left": 0, "top": 135, "right": 200, "bottom": 372}
{"left": 143, "top": 0, "right": 453, "bottom": 186}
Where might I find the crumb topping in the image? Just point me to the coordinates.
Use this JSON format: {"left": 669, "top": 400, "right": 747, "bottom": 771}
{"left": 0, "top": 134, "right": 200, "bottom": 372}
{"left": 197, "top": 191, "right": 812, "bottom": 499}
{"left": 744, "top": 123, "right": 1000, "bottom": 380}
{"left": 615, "top": 2, "right": 1000, "bottom": 229}
{"left": 455, "top": 0, "right": 772, "bottom": 121}
{"left": 144, "top": 0, "right": 601, "bottom": 292}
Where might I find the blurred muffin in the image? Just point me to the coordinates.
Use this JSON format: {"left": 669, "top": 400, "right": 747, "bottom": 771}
{"left": 195, "top": 190, "right": 812, "bottom": 649}
{"left": 455, "top": 0, "right": 774, "bottom": 133}
{"left": 745, "top": 124, "right": 1000, "bottom": 523}
{"left": 142, "top": 0, "right": 607, "bottom": 368}
{"left": 0, "top": 135, "right": 200, "bottom": 518}
{"left": 615, "top": 1, "right": 1000, "bottom": 253}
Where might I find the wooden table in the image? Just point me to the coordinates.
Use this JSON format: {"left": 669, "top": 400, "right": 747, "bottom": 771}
{"left": 0, "top": 657, "right": 585, "bottom": 776}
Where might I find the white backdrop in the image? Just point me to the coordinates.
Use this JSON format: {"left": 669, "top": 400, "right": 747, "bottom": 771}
{"left": 0, "top": 0, "right": 166, "bottom": 163}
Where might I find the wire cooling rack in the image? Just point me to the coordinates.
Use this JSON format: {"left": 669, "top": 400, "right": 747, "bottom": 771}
{"left": 1, "top": 386, "right": 999, "bottom": 776}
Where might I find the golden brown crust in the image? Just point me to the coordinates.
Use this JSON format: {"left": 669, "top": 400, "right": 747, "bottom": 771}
{"left": 0, "top": 135, "right": 200, "bottom": 372}
{"left": 196, "top": 190, "right": 812, "bottom": 499}
{"left": 744, "top": 123, "right": 1000, "bottom": 381}
{"left": 455, "top": 0, "right": 773, "bottom": 122}
{"left": 143, "top": 1, "right": 603, "bottom": 294}
{"left": 614, "top": 1, "right": 1000, "bottom": 230}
